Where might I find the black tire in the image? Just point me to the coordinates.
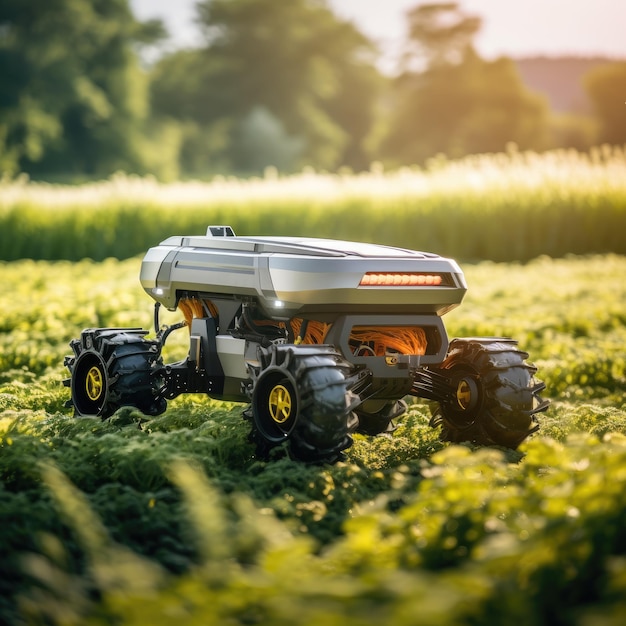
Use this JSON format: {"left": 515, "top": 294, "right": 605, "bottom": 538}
{"left": 65, "top": 329, "right": 166, "bottom": 418}
{"left": 250, "top": 345, "right": 358, "bottom": 463}
{"left": 429, "top": 338, "right": 549, "bottom": 448}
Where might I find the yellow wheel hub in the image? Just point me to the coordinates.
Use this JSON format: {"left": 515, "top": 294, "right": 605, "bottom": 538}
{"left": 86, "top": 366, "right": 104, "bottom": 401}
{"left": 456, "top": 379, "right": 472, "bottom": 410}
{"left": 268, "top": 384, "right": 292, "bottom": 423}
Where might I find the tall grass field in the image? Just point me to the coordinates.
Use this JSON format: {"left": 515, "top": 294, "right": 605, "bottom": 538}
{"left": 1, "top": 146, "right": 626, "bottom": 262}
{"left": 1, "top": 148, "right": 626, "bottom": 625}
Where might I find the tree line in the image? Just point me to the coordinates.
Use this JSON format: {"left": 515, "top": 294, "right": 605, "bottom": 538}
{"left": 1, "top": 0, "right": 624, "bottom": 180}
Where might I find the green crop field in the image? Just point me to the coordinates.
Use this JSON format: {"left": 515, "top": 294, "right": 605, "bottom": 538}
{"left": 2, "top": 147, "right": 626, "bottom": 263}
{"left": 1, "top": 250, "right": 625, "bottom": 625}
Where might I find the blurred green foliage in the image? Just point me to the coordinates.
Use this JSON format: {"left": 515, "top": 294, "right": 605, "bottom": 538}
{"left": 1, "top": 1, "right": 624, "bottom": 179}
{"left": 380, "top": 4, "right": 549, "bottom": 165}
{"left": 0, "top": 0, "right": 171, "bottom": 178}
{"left": 1, "top": 254, "right": 625, "bottom": 624}
{"left": 150, "top": 0, "right": 382, "bottom": 174}
{"left": 585, "top": 62, "right": 626, "bottom": 145}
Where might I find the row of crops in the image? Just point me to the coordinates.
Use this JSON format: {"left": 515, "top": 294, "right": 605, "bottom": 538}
{"left": 1, "top": 146, "right": 626, "bottom": 262}
{"left": 1, "top": 254, "right": 625, "bottom": 624}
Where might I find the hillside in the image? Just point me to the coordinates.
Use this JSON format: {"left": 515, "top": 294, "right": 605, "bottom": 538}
{"left": 513, "top": 55, "right": 622, "bottom": 113}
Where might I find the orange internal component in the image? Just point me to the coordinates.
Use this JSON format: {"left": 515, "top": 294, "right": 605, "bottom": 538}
{"left": 350, "top": 325, "right": 427, "bottom": 356}
{"left": 290, "top": 318, "right": 427, "bottom": 356}
{"left": 290, "top": 318, "right": 331, "bottom": 344}
{"left": 178, "top": 297, "right": 219, "bottom": 329}
{"left": 176, "top": 304, "right": 427, "bottom": 356}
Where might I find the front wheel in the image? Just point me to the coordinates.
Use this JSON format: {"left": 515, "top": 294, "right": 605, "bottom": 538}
{"left": 429, "top": 338, "right": 549, "bottom": 448}
{"left": 249, "top": 345, "right": 358, "bottom": 463}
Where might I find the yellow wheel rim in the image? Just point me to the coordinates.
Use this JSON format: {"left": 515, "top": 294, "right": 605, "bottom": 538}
{"left": 86, "top": 366, "right": 104, "bottom": 401}
{"left": 456, "top": 379, "right": 472, "bottom": 410}
{"left": 268, "top": 384, "right": 292, "bottom": 424}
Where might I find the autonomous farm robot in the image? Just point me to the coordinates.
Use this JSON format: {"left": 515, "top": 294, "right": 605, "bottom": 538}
{"left": 65, "top": 226, "right": 548, "bottom": 462}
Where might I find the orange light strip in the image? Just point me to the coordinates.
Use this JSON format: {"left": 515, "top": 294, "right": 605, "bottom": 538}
{"left": 360, "top": 272, "right": 444, "bottom": 286}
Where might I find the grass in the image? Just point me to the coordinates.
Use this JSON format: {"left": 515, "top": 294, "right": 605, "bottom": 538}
{"left": 1, "top": 253, "right": 625, "bottom": 624}
{"left": 2, "top": 146, "right": 626, "bottom": 262}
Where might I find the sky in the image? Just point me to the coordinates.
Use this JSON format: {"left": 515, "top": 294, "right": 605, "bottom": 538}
{"left": 132, "top": 0, "right": 626, "bottom": 72}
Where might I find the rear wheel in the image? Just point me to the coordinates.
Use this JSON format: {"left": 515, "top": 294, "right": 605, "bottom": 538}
{"left": 70, "top": 351, "right": 109, "bottom": 416}
{"left": 429, "top": 338, "right": 549, "bottom": 448}
{"left": 65, "top": 329, "right": 166, "bottom": 418}
{"left": 250, "top": 345, "right": 358, "bottom": 463}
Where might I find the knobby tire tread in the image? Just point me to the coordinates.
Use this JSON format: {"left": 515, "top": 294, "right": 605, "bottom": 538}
{"left": 430, "top": 338, "right": 548, "bottom": 449}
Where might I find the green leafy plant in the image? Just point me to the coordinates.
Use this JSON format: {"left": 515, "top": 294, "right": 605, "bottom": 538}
{"left": 1, "top": 253, "right": 625, "bottom": 625}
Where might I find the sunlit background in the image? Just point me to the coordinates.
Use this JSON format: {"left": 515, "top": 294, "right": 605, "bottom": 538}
{"left": 2, "top": 0, "right": 625, "bottom": 180}
{"left": 2, "top": 4, "right": 626, "bottom": 625}
{"left": 133, "top": 0, "right": 626, "bottom": 64}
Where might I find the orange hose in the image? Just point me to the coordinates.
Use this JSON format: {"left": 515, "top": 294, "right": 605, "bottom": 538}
{"left": 290, "top": 318, "right": 331, "bottom": 344}
{"left": 290, "top": 318, "right": 427, "bottom": 355}
{"left": 178, "top": 297, "right": 219, "bottom": 329}
{"left": 350, "top": 326, "right": 427, "bottom": 356}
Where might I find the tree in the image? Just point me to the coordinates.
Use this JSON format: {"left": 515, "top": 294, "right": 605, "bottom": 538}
{"left": 149, "top": 48, "right": 234, "bottom": 175}
{"left": 380, "top": 3, "right": 548, "bottom": 166}
{"left": 402, "top": 2, "right": 481, "bottom": 69}
{"left": 150, "top": 0, "right": 382, "bottom": 173}
{"left": 585, "top": 61, "right": 626, "bottom": 145}
{"left": 0, "top": 0, "right": 167, "bottom": 178}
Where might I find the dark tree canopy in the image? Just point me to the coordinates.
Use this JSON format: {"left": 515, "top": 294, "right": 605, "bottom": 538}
{"left": 0, "top": 0, "right": 615, "bottom": 179}
{"left": 0, "top": 0, "right": 165, "bottom": 177}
